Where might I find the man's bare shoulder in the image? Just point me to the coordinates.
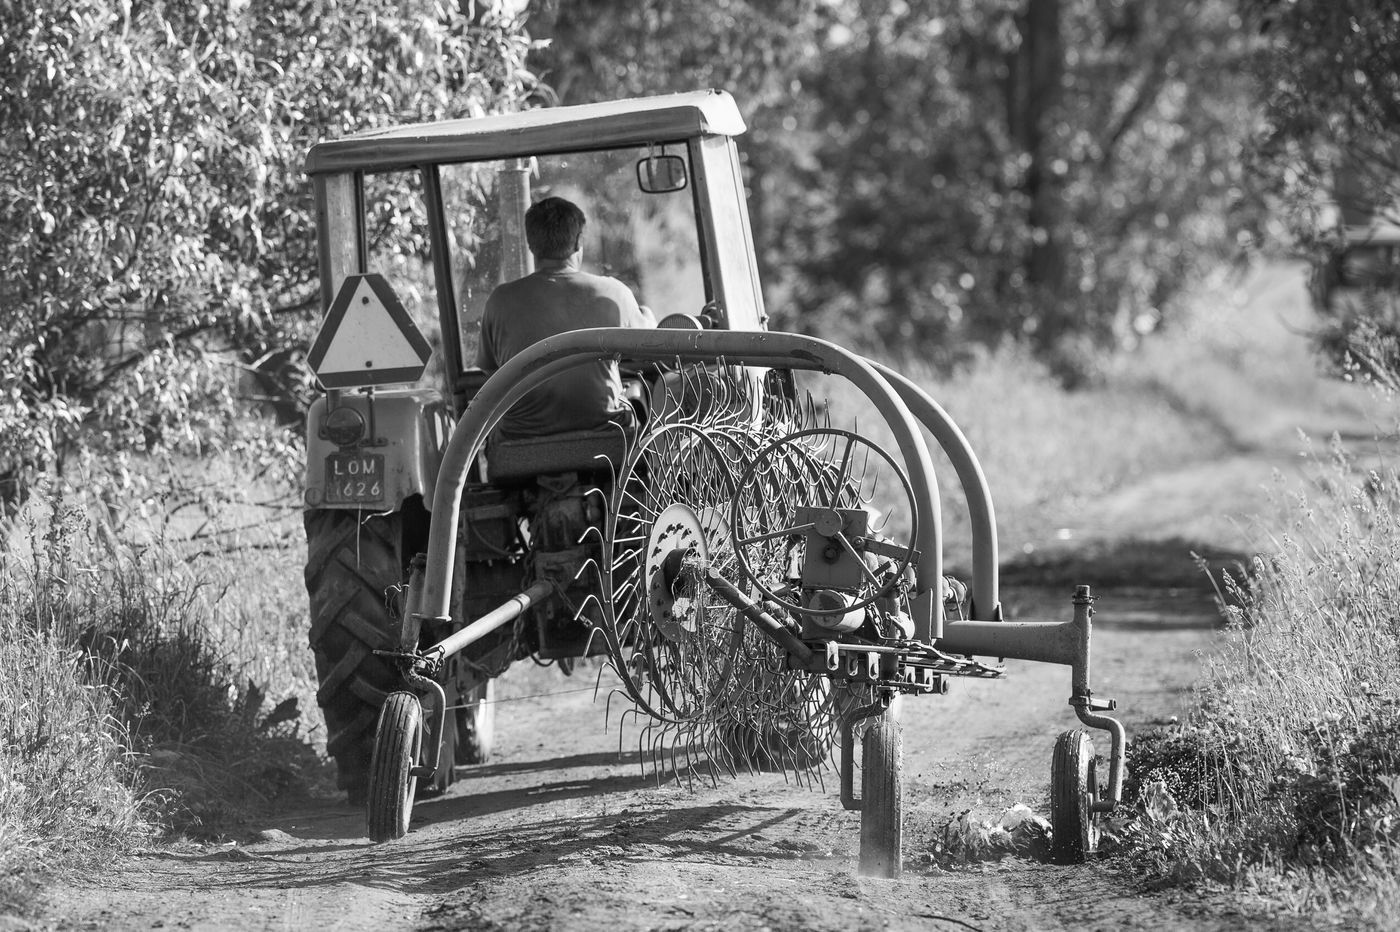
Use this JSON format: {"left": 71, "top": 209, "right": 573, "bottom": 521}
{"left": 564, "top": 270, "right": 632, "bottom": 294}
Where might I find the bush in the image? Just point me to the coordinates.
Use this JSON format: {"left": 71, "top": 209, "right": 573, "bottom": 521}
{"left": 0, "top": 488, "right": 325, "bottom": 910}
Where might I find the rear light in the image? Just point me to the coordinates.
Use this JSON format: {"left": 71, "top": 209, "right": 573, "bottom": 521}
{"left": 323, "top": 406, "right": 367, "bottom": 447}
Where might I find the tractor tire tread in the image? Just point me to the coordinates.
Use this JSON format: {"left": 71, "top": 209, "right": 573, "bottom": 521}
{"left": 305, "top": 509, "right": 407, "bottom": 803}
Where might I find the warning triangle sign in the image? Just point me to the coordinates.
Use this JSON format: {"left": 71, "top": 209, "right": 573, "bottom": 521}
{"left": 307, "top": 274, "right": 433, "bottom": 389}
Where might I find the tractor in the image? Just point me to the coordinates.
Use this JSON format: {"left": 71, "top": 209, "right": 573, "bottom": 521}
{"left": 300, "top": 90, "right": 1127, "bottom": 877}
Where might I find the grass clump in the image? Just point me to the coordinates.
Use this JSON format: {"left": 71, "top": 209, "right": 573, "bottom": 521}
{"left": 0, "top": 490, "right": 324, "bottom": 911}
{"left": 1119, "top": 439, "right": 1400, "bottom": 915}
{"left": 0, "top": 524, "right": 144, "bottom": 913}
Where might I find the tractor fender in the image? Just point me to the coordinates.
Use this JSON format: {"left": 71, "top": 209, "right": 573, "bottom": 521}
{"left": 303, "top": 388, "right": 453, "bottom": 513}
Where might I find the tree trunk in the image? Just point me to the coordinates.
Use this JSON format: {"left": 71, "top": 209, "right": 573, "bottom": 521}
{"left": 1005, "top": 0, "right": 1067, "bottom": 342}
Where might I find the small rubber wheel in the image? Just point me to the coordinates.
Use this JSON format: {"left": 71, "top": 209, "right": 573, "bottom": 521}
{"left": 1051, "top": 728, "right": 1101, "bottom": 862}
{"left": 367, "top": 692, "right": 423, "bottom": 842}
{"left": 858, "top": 697, "right": 903, "bottom": 879}
{"left": 454, "top": 679, "right": 496, "bottom": 766}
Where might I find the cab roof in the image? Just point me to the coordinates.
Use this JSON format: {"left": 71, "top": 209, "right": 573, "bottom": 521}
{"left": 303, "top": 89, "right": 746, "bottom": 175}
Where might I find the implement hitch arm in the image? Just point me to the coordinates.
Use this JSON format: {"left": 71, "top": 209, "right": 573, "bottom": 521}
{"left": 936, "top": 584, "right": 1125, "bottom": 809}
{"left": 390, "top": 578, "right": 556, "bottom": 782}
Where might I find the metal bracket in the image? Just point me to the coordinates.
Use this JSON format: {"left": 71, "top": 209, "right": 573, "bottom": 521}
{"left": 1070, "top": 694, "right": 1117, "bottom": 713}
{"left": 404, "top": 667, "right": 446, "bottom": 783}
{"left": 839, "top": 692, "right": 892, "bottom": 811}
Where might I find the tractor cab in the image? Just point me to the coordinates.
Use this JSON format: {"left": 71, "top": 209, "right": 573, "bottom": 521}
{"left": 302, "top": 90, "right": 771, "bottom": 507}
{"left": 301, "top": 92, "right": 780, "bottom": 803}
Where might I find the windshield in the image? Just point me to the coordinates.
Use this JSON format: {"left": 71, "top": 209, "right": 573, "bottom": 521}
{"left": 441, "top": 146, "right": 705, "bottom": 372}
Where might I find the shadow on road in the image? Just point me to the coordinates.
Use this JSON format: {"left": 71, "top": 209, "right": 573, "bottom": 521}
{"left": 197, "top": 797, "right": 828, "bottom": 897}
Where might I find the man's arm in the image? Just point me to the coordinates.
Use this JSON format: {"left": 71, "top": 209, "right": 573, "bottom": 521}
{"left": 474, "top": 293, "right": 501, "bottom": 371}
{"left": 609, "top": 279, "right": 654, "bottom": 329}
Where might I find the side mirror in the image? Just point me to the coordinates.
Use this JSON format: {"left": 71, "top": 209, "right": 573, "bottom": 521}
{"left": 636, "top": 154, "right": 688, "bottom": 194}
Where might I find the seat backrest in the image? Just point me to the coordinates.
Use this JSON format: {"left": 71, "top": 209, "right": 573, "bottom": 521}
{"left": 486, "top": 426, "right": 631, "bottom": 483}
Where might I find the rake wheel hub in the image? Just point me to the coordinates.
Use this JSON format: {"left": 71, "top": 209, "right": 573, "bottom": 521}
{"left": 645, "top": 503, "right": 712, "bottom": 642}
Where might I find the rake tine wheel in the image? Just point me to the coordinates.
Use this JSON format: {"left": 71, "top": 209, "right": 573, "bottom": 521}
{"left": 597, "top": 363, "right": 760, "bottom": 731}
{"left": 596, "top": 365, "right": 867, "bottom": 779}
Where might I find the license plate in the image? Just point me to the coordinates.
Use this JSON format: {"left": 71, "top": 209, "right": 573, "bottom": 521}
{"left": 324, "top": 453, "right": 385, "bottom": 504}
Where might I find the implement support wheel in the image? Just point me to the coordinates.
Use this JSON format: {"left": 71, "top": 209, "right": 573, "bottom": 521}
{"left": 367, "top": 691, "right": 423, "bottom": 842}
{"left": 858, "top": 696, "right": 903, "bottom": 878}
{"left": 1051, "top": 728, "right": 1101, "bottom": 862}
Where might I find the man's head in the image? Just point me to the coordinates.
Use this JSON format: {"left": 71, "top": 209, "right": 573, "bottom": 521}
{"left": 525, "top": 196, "right": 585, "bottom": 261}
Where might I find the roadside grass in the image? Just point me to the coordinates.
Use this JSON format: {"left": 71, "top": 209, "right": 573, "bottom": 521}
{"left": 0, "top": 479, "right": 324, "bottom": 914}
{"left": 0, "top": 508, "right": 144, "bottom": 914}
{"left": 1118, "top": 441, "right": 1400, "bottom": 921}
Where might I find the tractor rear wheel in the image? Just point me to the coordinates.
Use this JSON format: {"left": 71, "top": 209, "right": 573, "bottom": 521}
{"left": 454, "top": 679, "right": 495, "bottom": 765}
{"left": 305, "top": 507, "right": 419, "bottom": 804}
{"left": 858, "top": 697, "right": 903, "bottom": 879}
{"left": 367, "top": 691, "right": 422, "bottom": 842}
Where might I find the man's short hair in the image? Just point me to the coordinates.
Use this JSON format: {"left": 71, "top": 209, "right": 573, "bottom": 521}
{"left": 525, "top": 196, "right": 585, "bottom": 260}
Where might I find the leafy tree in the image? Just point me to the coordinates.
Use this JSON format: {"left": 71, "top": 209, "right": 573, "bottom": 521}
{"left": 530, "top": 0, "right": 1260, "bottom": 383}
{"left": 526, "top": 0, "right": 816, "bottom": 104}
{"left": 0, "top": 0, "right": 535, "bottom": 515}
{"left": 1243, "top": 0, "right": 1400, "bottom": 386}
{"left": 770, "top": 0, "right": 1259, "bottom": 380}
{"left": 1246, "top": 0, "right": 1400, "bottom": 228}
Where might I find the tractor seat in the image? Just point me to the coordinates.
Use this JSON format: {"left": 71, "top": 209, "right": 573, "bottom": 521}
{"left": 486, "top": 425, "right": 633, "bottom": 484}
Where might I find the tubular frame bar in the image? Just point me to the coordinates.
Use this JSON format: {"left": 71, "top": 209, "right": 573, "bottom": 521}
{"left": 870, "top": 362, "right": 1000, "bottom": 621}
{"left": 419, "top": 328, "right": 946, "bottom": 640}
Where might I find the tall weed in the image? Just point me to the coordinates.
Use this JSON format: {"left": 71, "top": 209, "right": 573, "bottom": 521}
{"left": 0, "top": 486, "right": 324, "bottom": 909}
{"left": 1122, "top": 438, "right": 1400, "bottom": 915}
{"left": 0, "top": 502, "right": 146, "bottom": 910}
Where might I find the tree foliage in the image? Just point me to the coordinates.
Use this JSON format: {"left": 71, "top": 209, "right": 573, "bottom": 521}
{"left": 770, "top": 0, "right": 1258, "bottom": 379}
{"left": 531, "top": 0, "right": 1259, "bottom": 382}
{"left": 1242, "top": 1, "right": 1400, "bottom": 387}
{"left": 0, "top": 0, "right": 534, "bottom": 509}
{"left": 1245, "top": 0, "right": 1400, "bottom": 230}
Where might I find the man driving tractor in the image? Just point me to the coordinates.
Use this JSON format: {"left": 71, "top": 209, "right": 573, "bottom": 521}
{"left": 475, "top": 196, "right": 655, "bottom": 439}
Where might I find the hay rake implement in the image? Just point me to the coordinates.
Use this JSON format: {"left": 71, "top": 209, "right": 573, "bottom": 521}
{"left": 363, "top": 327, "right": 1127, "bottom": 878}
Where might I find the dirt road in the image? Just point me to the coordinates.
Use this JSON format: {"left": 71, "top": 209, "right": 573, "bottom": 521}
{"left": 42, "top": 264, "right": 1370, "bottom": 930}
{"left": 43, "top": 578, "right": 1300, "bottom": 932}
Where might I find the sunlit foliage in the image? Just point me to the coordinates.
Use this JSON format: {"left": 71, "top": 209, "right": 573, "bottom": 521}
{"left": 532, "top": 0, "right": 1262, "bottom": 382}
{"left": 0, "top": 1, "right": 535, "bottom": 510}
